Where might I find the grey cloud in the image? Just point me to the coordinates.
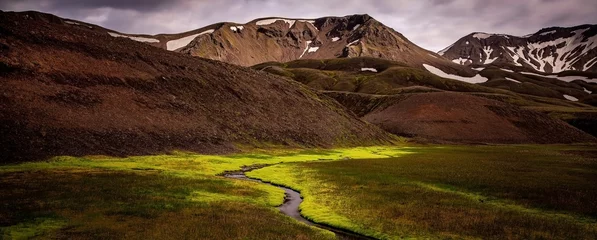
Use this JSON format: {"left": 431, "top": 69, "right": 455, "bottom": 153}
{"left": 1, "top": 0, "right": 595, "bottom": 51}
{"left": 0, "top": 0, "right": 171, "bottom": 12}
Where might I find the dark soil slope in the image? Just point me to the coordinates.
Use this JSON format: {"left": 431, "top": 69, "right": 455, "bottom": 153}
{"left": 0, "top": 11, "right": 393, "bottom": 163}
{"left": 327, "top": 91, "right": 595, "bottom": 144}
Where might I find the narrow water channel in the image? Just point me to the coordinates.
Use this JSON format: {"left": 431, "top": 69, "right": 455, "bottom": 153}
{"left": 223, "top": 170, "right": 374, "bottom": 240}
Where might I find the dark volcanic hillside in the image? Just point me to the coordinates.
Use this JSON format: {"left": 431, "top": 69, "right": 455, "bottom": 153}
{"left": 0, "top": 11, "right": 394, "bottom": 163}
{"left": 440, "top": 25, "right": 597, "bottom": 73}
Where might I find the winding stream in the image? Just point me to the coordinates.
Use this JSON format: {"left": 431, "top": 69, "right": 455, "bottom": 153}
{"left": 223, "top": 167, "right": 373, "bottom": 240}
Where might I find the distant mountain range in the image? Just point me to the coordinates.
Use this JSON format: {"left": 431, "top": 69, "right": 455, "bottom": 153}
{"left": 78, "top": 14, "right": 472, "bottom": 75}
{"left": 439, "top": 25, "right": 597, "bottom": 73}
{"left": 65, "top": 12, "right": 597, "bottom": 76}
{"left": 0, "top": 10, "right": 596, "bottom": 163}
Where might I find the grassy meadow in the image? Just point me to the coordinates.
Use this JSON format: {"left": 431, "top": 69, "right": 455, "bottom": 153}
{"left": 2, "top": 145, "right": 596, "bottom": 239}
{"left": 0, "top": 147, "right": 409, "bottom": 239}
{"left": 248, "top": 145, "right": 597, "bottom": 239}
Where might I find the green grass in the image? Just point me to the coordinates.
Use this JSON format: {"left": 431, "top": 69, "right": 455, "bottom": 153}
{"left": 248, "top": 145, "right": 597, "bottom": 239}
{"left": 4, "top": 145, "right": 597, "bottom": 239}
{"left": 1, "top": 146, "right": 410, "bottom": 177}
{"left": 0, "top": 146, "right": 409, "bottom": 239}
{"left": 0, "top": 170, "right": 333, "bottom": 240}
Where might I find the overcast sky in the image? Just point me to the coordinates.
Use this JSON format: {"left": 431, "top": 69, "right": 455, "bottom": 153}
{"left": 1, "top": 0, "right": 596, "bottom": 51}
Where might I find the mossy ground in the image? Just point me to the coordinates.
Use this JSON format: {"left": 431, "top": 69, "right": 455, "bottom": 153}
{"left": 3, "top": 145, "right": 596, "bottom": 239}
{"left": 0, "top": 146, "right": 408, "bottom": 239}
{"left": 248, "top": 145, "right": 597, "bottom": 239}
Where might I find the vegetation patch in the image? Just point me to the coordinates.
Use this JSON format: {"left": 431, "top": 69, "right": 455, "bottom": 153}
{"left": 249, "top": 145, "right": 597, "bottom": 239}
{"left": 0, "top": 146, "right": 408, "bottom": 239}
{"left": 1, "top": 217, "right": 67, "bottom": 240}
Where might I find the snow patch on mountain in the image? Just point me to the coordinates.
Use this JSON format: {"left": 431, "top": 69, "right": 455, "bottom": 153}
{"left": 504, "top": 47, "right": 524, "bottom": 66}
{"left": 346, "top": 39, "right": 360, "bottom": 47}
{"left": 539, "top": 30, "right": 557, "bottom": 36}
{"left": 332, "top": 37, "right": 340, "bottom": 42}
{"left": 255, "top": 18, "right": 315, "bottom": 28}
{"left": 563, "top": 95, "right": 579, "bottom": 101}
{"left": 505, "top": 77, "right": 521, "bottom": 83}
{"left": 452, "top": 57, "right": 471, "bottom": 65}
{"left": 572, "top": 28, "right": 590, "bottom": 35}
{"left": 584, "top": 57, "right": 597, "bottom": 71}
{"left": 361, "top": 68, "right": 378, "bottom": 72}
{"left": 230, "top": 26, "right": 244, "bottom": 32}
{"left": 423, "top": 64, "right": 488, "bottom": 84}
{"left": 297, "top": 20, "right": 318, "bottom": 30}
{"left": 473, "top": 33, "right": 491, "bottom": 39}
{"left": 167, "top": 30, "right": 214, "bottom": 51}
{"left": 256, "top": 18, "right": 296, "bottom": 27}
{"left": 521, "top": 71, "right": 597, "bottom": 83}
{"left": 441, "top": 26, "right": 597, "bottom": 73}
{"left": 585, "top": 88, "right": 593, "bottom": 94}
{"left": 482, "top": 46, "right": 498, "bottom": 64}
{"left": 507, "top": 30, "right": 596, "bottom": 72}
{"left": 501, "top": 68, "right": 515, "bottom": 73}
{"left": 504, "top": 31, "right": 597, "bottom": 72}
{"left": 308, "top": 46, "right": 319, "bottom": 53}
{"left": 108, "top": 32, "right": 160, "bottom": 43}
{"left": 299, "top": 41, "right": 313, "bottom": 59}
{"left": 353, "top": 24, "right": 361, "bottom": 31}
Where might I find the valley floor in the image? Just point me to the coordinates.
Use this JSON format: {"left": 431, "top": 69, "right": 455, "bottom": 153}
{"left": 1, "top": 145, "right": 596, "bottom": 239}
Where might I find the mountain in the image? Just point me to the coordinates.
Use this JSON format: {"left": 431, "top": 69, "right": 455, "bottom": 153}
{"left": 0, "top": 11, "right": 394, "bottom": 163}
{"left": 93, "top": 14, "right": 472, "bottom": 75}
{"left": 439, "top": 25, "right": 597, "bottom": 73}
{"left": 176, "top": 14, "right": 448, "bottom": 67}
{"left": 253, "top": 58, "right": 597, "bottom": 143}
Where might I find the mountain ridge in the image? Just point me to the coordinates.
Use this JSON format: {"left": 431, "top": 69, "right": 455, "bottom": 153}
{"left": 55, "top": 12, "right": 474, "bottom": 76}
{"left": 440, "top": 24, "right": 597, "bottom": 73}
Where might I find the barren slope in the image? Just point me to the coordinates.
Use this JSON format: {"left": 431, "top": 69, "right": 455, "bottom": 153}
{"left": 0, "top": 11, "right": 393, "bottom": 163}
{"left": 328, "top": 92, "right": 596, "bottom": 144}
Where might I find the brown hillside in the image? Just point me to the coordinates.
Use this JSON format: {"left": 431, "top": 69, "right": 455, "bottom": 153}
{"left": 170, "top": 14, "right": 475, "bottom": 76}
{"left": 0, "top": 11, "right": 393, "bottom": 163}
{"left": 327, "top": 92, "right": 596, "bottom": 144}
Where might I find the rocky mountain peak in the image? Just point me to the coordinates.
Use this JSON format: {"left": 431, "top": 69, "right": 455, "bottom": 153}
{"left": 440, "top": 24, "right": 597, "bottom": 73}
{"left": 131, "top": 14, "right": 449, "bottom": 67}
{"left": 42, "top": 11, "right": 468, "bottom": 74}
